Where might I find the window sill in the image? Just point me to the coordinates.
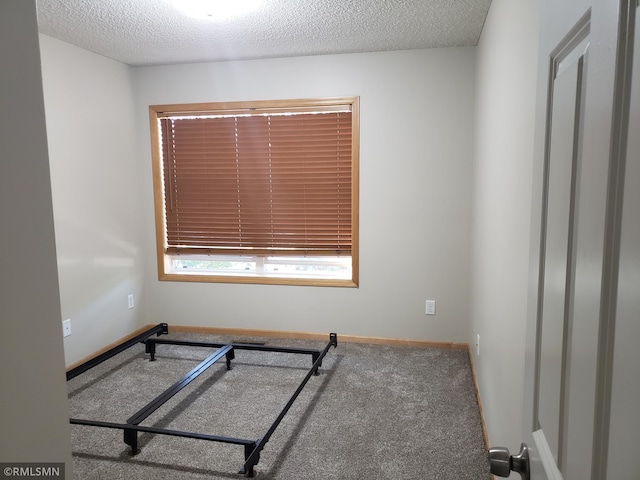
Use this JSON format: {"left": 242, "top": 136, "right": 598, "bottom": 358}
{"left": 158, "top": 271, "right": 358, "bottom": 288}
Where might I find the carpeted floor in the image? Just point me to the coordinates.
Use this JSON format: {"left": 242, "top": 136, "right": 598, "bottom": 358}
{"left": 67, "top": 331, "right": 491, "bottom": 479}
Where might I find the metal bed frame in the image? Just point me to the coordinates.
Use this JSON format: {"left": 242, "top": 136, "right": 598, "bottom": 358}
{"left": 67, "top": 323, "right": 338, "bottom": 477}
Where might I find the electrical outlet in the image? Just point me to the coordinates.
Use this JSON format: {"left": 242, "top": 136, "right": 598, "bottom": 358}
{"left": 425, "top": 300, "right": 436, "bottom": 315}
{"left": 62, "top": 319, "right": 71, "bottom": 337}
{"left": 476, "top": 334, "right": 480, "bottom": 356}
{"left": 128, "top": 294, "right": 134, "bottom": 309}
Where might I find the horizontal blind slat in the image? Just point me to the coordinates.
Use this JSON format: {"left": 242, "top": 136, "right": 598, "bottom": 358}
{"left": 161, "top": 111, "right": 353, "bottom": 252}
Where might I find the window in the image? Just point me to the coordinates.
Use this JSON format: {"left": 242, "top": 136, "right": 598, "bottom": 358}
{"left": 149, "top": 97, "right": 359, "bottom": 287}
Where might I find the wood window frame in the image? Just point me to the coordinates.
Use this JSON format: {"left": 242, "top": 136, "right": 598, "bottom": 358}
{"left": 149, "top": 97, "right": 359, "bottom": 287}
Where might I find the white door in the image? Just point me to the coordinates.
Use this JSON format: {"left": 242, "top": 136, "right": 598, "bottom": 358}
{"left": 490, "top": 0, "right": 639, "bottom": 479}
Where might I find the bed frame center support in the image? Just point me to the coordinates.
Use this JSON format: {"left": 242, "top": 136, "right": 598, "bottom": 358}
{"left": 124, "top": 344, "right": 234, "bottom": 454}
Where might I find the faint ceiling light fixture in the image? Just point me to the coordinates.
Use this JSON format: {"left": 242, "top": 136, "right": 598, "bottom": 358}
{"left": 171, "top": 0, "right": 263, "bottom": 20}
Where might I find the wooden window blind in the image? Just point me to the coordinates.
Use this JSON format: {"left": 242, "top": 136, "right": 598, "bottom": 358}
{"left": 158, "top": 107, "right": 354, "bottom": 256}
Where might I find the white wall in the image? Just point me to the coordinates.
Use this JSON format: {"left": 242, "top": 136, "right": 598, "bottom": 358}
{"left": 470, "top": 0, "right": 540, "bottom": 448}
{"left": 134, "top": 48, "right": 476, "bottom": 341}
{"left": 40, "top": 35, "right": 147, "bottom": 365}
{"left": 0, "top": 0, "right": 73, "bottom": 471}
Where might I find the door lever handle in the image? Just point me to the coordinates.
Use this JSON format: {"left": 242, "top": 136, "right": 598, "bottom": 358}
{"left": 489, "top": 443, "right": 530, "bottom": 480}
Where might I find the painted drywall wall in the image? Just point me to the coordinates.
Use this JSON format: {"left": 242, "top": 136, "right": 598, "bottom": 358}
{"left": 40, "top": 35, "right": 147, "bottom": 366}
{"left": 470, "top": 0, "right": 540, "bottom": 448}
{"left": 0, "top": 0, "right": 73, "bottom": 471}
{"left": 134, "top": 48, "right": 475, "bottom": 341}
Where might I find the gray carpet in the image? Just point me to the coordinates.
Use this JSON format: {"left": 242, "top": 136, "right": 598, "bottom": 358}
{"left": 67, "top": 332, "right": 491, "bottom": 479}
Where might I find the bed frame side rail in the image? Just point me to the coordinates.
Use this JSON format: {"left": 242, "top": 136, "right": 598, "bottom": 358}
{"left": 240, "top": 332, "right": 338, "bottom": 477}
{"left": 66, "top": 323, "right": 169, "bottom": 381}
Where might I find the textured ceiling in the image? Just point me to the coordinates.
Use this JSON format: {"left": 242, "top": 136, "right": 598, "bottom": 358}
{"left": 36, "top": 0, "right": 492, "bottom": 67}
